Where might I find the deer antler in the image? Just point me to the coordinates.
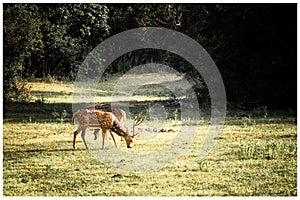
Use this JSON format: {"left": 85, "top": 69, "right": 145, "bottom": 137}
{"left": 132, "top": 112, "right": 146, "bottom": 137}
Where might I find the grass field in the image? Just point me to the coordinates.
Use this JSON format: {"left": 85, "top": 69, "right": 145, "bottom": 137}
{"left": 2, "top": 79, "right": 297, "bottom": 196}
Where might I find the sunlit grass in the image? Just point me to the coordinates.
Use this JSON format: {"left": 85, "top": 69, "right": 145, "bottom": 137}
{"left": 3, "top": 80, "right": 297, "bottom": 196}
{"left": 3, "top": 118, "right": 297, "bottom": 196}
{"left": 27, "top": 78, "right": 175, "bottom": 104}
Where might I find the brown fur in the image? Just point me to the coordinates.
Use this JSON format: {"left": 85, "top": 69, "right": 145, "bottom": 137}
{"left": 90, "top": 109, "right": 127, "bottom": 143}
{"left": 111, "top": 108, "right": 126, "bottom": 124}
{"left": 111, "top": 109, "right": 126, "bottom": 141}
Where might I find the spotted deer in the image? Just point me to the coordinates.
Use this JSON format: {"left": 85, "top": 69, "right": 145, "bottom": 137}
{"left": 72, "top": 109, "right": 144, "bottom": 149}
{"left": 101, "top": 108, "right": 127, "bottom": 142}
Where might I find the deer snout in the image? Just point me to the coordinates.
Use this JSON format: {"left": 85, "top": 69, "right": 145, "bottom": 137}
{"left": 126, "top": 140, "right": 133, "bottom": 148}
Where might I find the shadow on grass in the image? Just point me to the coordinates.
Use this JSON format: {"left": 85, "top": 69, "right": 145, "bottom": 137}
{"left": 3, "top": 102, "right": 73, "bottom": 123}
{"left": 4, "top": 101, "right": 295, "bottom": 125}
{"left": 3, "top": 149, "right": 80, "bottom": 162}
{"left": 3, "top": 142, "right": 86, "bottom": 160}
{"left": 31, "top": 90, "right": 71, "bottom": 97}
{"left": 4, "top": 147, "right": 77, "bottom": 154}
{"left": 3, "top": 99, "right": 203, "bottom": 123}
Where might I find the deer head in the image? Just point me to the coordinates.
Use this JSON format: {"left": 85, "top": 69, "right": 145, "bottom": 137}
{"left": 113, "top": 112, "right": 146, "bottom": 148}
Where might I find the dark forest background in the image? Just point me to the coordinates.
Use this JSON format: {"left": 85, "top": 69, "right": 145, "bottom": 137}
{"left": 3, "top": 4, "right": 297, "bottom": 110}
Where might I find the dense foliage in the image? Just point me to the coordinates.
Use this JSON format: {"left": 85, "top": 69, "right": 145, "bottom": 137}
{"left": 3, "top": 4, "right": 296, "bottom": 109}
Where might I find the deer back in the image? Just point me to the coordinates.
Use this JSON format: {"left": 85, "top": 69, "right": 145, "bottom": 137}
{"left": 94, "top": 110, "right": 115, "bottom": 129}
{"left": 94, "top": 110, "right": 127, "bottom": 137}
{"left": 72, "top": 109, "right": 107, "bottom": 127}
{"left": 111, "top": 109, "right": 126, "bottom": 123}
{"left": 73, "top": 109, "right": 128, "bottom": 136}
{"left": 72, "top": 110, "right": 91, "bottom": 126}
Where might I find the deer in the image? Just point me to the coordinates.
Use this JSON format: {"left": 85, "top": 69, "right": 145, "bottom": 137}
{"left": 72, "top": 109, "right": 144, "bottom": 150}
{"left": 93, "top": 108, "right": 127, "bottom": 142}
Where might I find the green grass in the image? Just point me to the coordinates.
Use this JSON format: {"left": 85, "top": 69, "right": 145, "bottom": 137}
{"left": 2, "top": 80, "right": 297, "bottom": 196}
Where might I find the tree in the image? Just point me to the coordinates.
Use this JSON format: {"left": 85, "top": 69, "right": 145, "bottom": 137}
{"left": 180, "top": 4, "right": 296, "bottom": 109}
{"left": 3, "top": 4, "right": 43, "bottom": 102}
{"left": 37, "top": 4, "right": 110, "bottom": 80}
{"left": 3, "top": 4, "right": 296, "bottom": 109}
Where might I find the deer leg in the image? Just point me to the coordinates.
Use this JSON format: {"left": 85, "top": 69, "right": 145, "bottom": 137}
{"left": 101, "top": 129, "right": 107, "bottom": 149}
{"left": 106, "top": 130, "right": 111, "bottom": 140}
{"left": 73, "top": 128, "right": 81, "bottom": 149}
{"left": 80, "top": 128, "right": 89, "bottom": 150}
{"left": 94, "top": 129, "right": 100, "bottom": 140}
{"left": 110, "top": 131, "right": 119, "bottom": 149}
{"left": 120, "top": 123, "right": 124, "bottom": 142}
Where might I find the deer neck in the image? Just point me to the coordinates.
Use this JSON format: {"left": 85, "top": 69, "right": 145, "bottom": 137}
{"left": 111, "top": 120, "right": 128, "bottom": 137}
